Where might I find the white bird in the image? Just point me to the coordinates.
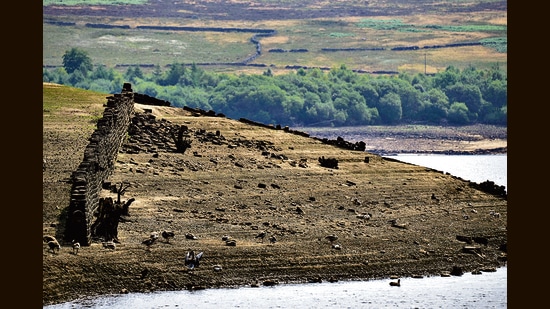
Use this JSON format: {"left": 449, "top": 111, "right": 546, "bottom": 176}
{"left": 72, "top": 240, "right": 80, "bottom": 255}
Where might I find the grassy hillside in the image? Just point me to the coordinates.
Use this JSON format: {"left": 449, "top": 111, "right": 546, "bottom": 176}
{"left": 43, "top": 0, "right": 507, "bottom": 75}
{"left": 42, "top": 83, "right": 107, "bottom": 224}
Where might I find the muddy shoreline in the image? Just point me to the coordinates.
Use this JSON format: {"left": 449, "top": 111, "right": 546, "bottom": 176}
{"left": 297, "top": 124, "right": 507, "bottom": 156}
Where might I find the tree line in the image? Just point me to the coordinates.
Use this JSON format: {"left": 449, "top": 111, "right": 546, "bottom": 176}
{"left": 43, "top": 47, "right": 507, "bottom": 127}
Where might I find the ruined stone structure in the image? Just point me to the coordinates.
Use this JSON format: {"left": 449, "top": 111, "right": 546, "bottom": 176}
{"left": 64, "top": 83, "right": 135, "bottom": 246}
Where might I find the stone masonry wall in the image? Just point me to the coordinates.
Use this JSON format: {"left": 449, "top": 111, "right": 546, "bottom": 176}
{"left": 64, "top": 84, "right": 135, "bottom": 246}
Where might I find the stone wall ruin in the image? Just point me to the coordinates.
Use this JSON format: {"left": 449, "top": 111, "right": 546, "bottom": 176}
{"left": 64, "top": 83, "right": 135, "bottom": 246}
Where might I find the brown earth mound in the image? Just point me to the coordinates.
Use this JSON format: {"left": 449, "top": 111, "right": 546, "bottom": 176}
{"left": 43, "top": 99, "right": 507, "bottom": 306}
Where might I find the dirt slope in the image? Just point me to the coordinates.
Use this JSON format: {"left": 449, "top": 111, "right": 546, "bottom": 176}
{"left": 43, "top": 92, "right": 507, "bottom": 306}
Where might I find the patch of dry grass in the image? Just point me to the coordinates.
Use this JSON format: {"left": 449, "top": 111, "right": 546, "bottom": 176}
{"left": 44, "top": 2, "right": 506, "bottom": 74}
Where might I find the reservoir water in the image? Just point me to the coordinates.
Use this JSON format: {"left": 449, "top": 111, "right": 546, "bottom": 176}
{"left": 45, "top": 266, "right": 507, "bottom": 308}
{"left": 44, "top": 154, "right": 507, "bottom": 308}
{"left": 383, "top": 154, "right": 507, "bottom": 192}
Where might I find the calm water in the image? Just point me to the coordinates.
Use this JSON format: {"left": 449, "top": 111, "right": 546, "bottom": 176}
{"left": 45, "top": 267, "right": 507, "bottom": 309}
{"left": 384, "top": 154, "right": 507, "bottom": 192}
{"left": 45, "top": 155, "right": 507, "bottom": 308}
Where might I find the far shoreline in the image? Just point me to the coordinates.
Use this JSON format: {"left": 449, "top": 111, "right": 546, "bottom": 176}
{"left": 295, "top": 124, "right": 507, "bottom": 156}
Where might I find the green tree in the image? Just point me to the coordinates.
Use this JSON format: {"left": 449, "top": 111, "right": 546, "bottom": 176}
{"left": 68, "top": 70, "right": 86, "bottom": 86}
{"left": 283, "top": 95, "right": 305, "bottom": 119}
{"left": 447, "top": 102, "right": 470, "bottom": 124}
{"left": 484, "top": 80, "right": 507, "bottom": 108}
{"left": 124, "top": 66, "right": 144, "bottom": 83}
{"left": 432, "top": 66, "right": 460, "bottom": 89}
{"left": 89, "top": 79, "right": 114, "bottom": 94}
{"left": 445, "top": 82, "right": 482, "bottom": 114}
{"left": 378, "top": 93, "right": 402, "bottom": 124}
{"left": 91, "top": 65, "right": 114, "bottom": 80}
{"left": 179, "top": 63, "right": 204, "bottom": 87}
{"left": 418, "top": 89, "right": 449, "bottom": 123}
{"left": 135, "top": 81, "right": 161, "bottom": 98}
{"left": 159, "top": 62, "right": 185, "bottom": 86}
{"left": 355, "top": 83, "right": 379, "bottom": 107}
{"left": 152, "top": 64, "right": 163, "bottom": 82}
{"left": 395, "top": 79, "right": 421, "bottom": 121}
{"left": 485, "top": 105, "right": 506, "bottom": 125}
{"left": 62, "top": 48, "right": 93, "bottom": 74}
{"left": 43, "top": 68, "right": 55, "bottom": 83}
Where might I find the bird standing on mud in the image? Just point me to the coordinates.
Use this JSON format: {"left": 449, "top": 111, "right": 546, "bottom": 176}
{"left": 48, "top": 240, "right": 61, "bottom": 254}
{"left": 142, "top": 237, "right": 156, "bottom": 250}
{"left": 43, "top": 235, "right": 57, "bottom": 244}
{"left": 185, "top": 250, "right": 204, "bottom": 270}
{"left": 255, "top": 230, "right": 268, "bottom": 243}
{"left": 162, "top": 230, "right": 175, "bottom": 243}
{"left": 72, "top": 240, "right": 80, "bottom": 255}
{"left": 325, "top": 234, "right": 338, "bottom": 244}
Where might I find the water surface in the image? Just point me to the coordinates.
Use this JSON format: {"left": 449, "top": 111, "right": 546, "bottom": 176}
{"left": 45, "top": 266, "right": 506, "bottom": 308}
{"left": 384, "top": 154, "right": 507, "bottom": 192}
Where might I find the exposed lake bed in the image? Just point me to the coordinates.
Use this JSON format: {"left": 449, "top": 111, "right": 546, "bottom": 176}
{"left": 43, "top": 97, "right": 507, "bottom": 307}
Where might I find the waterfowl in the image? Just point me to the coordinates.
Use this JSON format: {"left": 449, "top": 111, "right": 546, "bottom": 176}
{"left": 185, "top": 250, "right": 204, "bottom": 269}
{"left": 72, "top": 240, "right": 80, "bottom": 255}
{"left": 48, "top": 240, "right": 61, "bottom": 254}
{"left": 142, "top": 237, "right": 156, "bottom": 250}
{"left": 162, "top": 230, "right": 175, "bottom": 243}
{"left": 255, "top": 230, "right": 268, "bottom": 242}
{"left": 325, "top": 234, "right": 338, "bottom": 243}
{"left": 390, "top": 279, "right": 401, "bottom": 287}
{"left": 43, "top": 235, "right": 57, "bottom": 243}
